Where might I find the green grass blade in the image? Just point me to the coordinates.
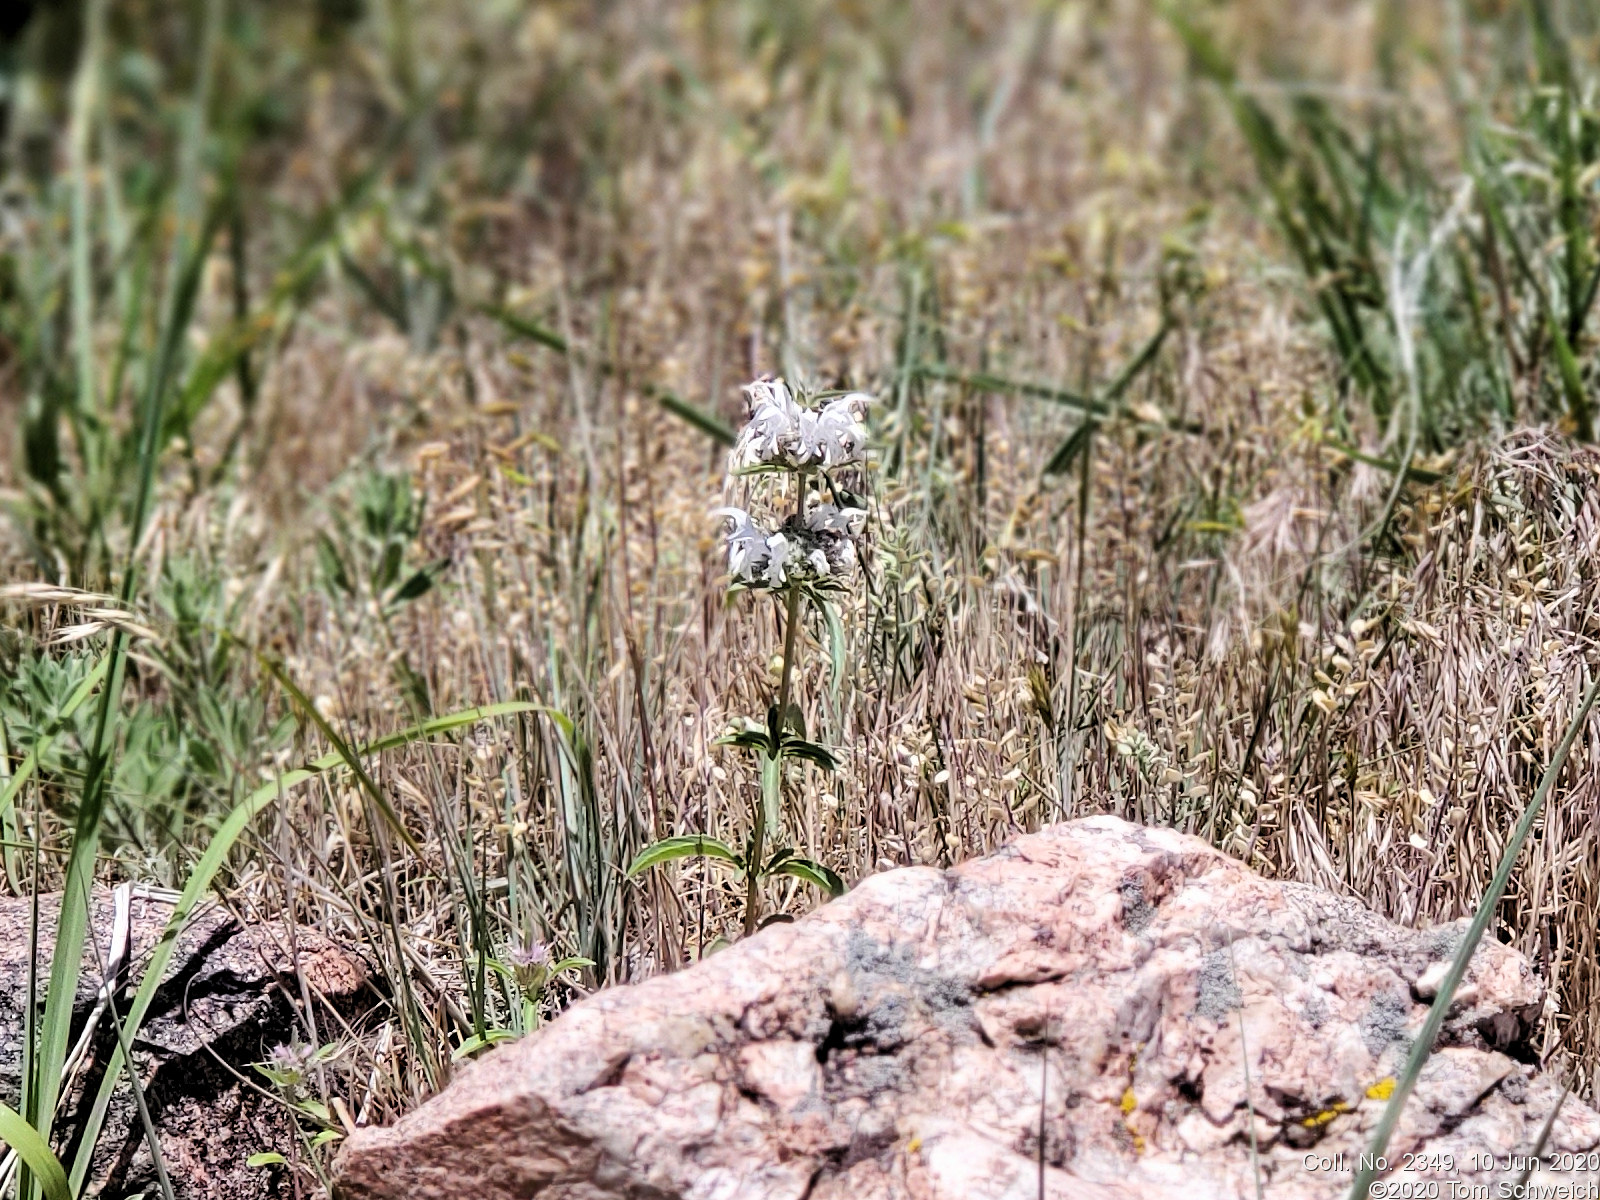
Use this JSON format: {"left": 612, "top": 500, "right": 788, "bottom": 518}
{"left": 1323, "top": 439, "right": 1445, "bottom": 484}
{"left": 913, "top": 363, "right": 1103, "bottom": 416}
{"left": 66, "top": 767, "right": 313, "bottom": 1193}
{"left": 1547, "top": 313, "right": 1593, "bottom": 442}
{"left": 1043, "top": 421, "right": 1095, "bottom": 478}
{"left": 307, "top": 701, "right": 539, "bottom": 765}
{"left": 0, "top": 1100, "right": 71, "bottom": 1200}
{"left": 1100, "top": 317, "right": 1171, "bottom": 406}
{"left": 34, "top": 12, "right": 223, "bottom": 1173}
{"left": 67, "top": 701, "right": 527, "bottom": 1191}
{"left": 479, "top": 302, "right": 733, "bottom": 445}
{"left": 1350, "top": 667, "right": 1600, "bottom": 1198}
{"left": 652, "top": 389, "right": 736, "bottom": 446}
{"left": 255, "top": 652, "right": 424, "bottom": 854}
{"left": 29, "top": 645, "right": 125, "bottom": 1177}
{"left": 823, "top": 600, "right": 846, "bottom": 701}
{"left": 67, "top": 0, "right": 107, "bottom": 424}
{"left": 479, "top": 302, "right": 570, "bottom": 354}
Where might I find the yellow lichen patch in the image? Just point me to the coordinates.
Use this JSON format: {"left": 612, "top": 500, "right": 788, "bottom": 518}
{"left": 907, "top": 1135, "right": 922, "bottom": 1154}
{"left": 1365, "top": 1077, "right": 1397, "bottom": 1101}
{"left": 1301, "top": 1101, "right": 1351, "bottom": 1128}
{"left": 1119, "top": 1086, "right": 1145, "bottom": 1154}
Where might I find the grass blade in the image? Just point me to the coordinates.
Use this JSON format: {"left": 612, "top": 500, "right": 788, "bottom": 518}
{"left": 254, "top": 652, "right": 424, "bottom": 855}
{"left": 1043, "top": 421, "right": 1095, "bottom": 478}
{"left": 31, "top": 14, "right": 224, "bottom": 1174}
{"left": 480, "top": 302, "right": 735, "bottom": 445}
{"left": 0, "top": 1101, "right": 70, "bottom": 1200}
{"left": 1350, "top": 666, "right": 1600, "bottom": 1198}
{"left": 1100, "top": 316, "right": 1171, "bottom": 406}
{"left": 652, "top": 389, "right": 736, "bottom": 447}
{"left": 67, "top": 701, "right": 529, "bottom": 1191}
{"left": 67, "top": 0, "right": 107, "bottom": 425}
{"left": 479, "top": 302, "right": 570, "bottom": 354}
{"left": 914, "top": 363, "right": 1103, "bottom": 416}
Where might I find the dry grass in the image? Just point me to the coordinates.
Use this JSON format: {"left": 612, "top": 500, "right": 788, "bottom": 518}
{"left": 6, "top": 0, "right": 1600, "bottom": 1159}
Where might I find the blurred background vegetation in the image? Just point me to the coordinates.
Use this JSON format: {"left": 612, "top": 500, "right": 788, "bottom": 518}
{"left": 4, "top": 0, "right": 1600, "bottom": 1190}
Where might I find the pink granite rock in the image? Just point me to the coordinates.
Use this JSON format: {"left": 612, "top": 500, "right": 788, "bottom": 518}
{"left": 333, "top": 816, "right": 1600, "bottom": 1198}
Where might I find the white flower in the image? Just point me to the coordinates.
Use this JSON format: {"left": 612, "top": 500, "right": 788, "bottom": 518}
{"left": 812, "top": 393, "right": 870, "bottom": 467}
{"left": 736, "top": 378, "right": 804, "bottom": 466}
{"left": 712, "top": 507, "right": 770, "bottom": 579}
{"left": 805, "top": 502, "right": 866, "bottom": 534}
{"left": 762, "top": 533, "right": 793, "bottom": 587}
{"left": 733, "top": 379, "right": 872, "bottom": 469}
{"left": 828, "top": 537, "right": 856, "bottom": 574}
{"left": 716, "top": 383, "right": 873, "bottom": 592}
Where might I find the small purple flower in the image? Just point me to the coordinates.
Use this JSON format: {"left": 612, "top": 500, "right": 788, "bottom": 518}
{"left": 507, "top": 936, "right": 551, "bottom": 994}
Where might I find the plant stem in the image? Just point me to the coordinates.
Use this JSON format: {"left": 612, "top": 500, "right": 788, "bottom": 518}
{"left": 744, "top": 762, "right": 771, "bottom": 938}
{"left": 745, "top": 581, "right": 805, "bottom": 936}
{"left": 775, "top": 581, "right": 804, "bottom": 737}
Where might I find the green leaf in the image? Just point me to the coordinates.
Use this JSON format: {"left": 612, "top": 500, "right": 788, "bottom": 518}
{"left": 781, "top": 737, "right": 840, "bottom": 771}
{"left": 450, "top": 1030, "right": 519, "bottom": 1062}
{"left": 324, "top": 700, "right": 537, "bottom": 762}
{"left": 713, "top": 727, "right": 774, "bottom": 756}
{"left": 374, "top": 541, "right": 404, "bottom": 593}
{"left": 1099, "top": 316, "right": 1171, "bottom": 406}
{"left": 823, "top": 601, "right": 846, "bottom": 700}
{"left": 626, "top": 835, "right": 742, "bottom": 877}
{"left": 548, "top": 955, "right": 596, "bottom": 977}
{"left": 315, "top": 533, "right": 353, "bottom": 595}
{"left": 255, "top": 652, "right": 424, "bottom": 855}
{"left": 769, "top": 856, "right": 846, "bottom": 897}
{"left": 784, "top": 703, "right": 806, "bottom": 741}
{"left": 0, "top": 655, "right": 108, "bottom": 824}
{"left": 310, "top": 1129, "right": 342, "bottom": 1149}
{"left": 913, "top": 363, "right": 1103, "bottom": 415}
{"left": 763, "top": 846, "right": 796, "bottom": 872}
{"left": 478, "top": 302, "right": 570, "bottom": 354}
{"left": 1547, "top": 313, "right": 1593, "bottom": 442}
{"left": 246, "top": 1152, "right": 287, "bottom": 1168}
{"left": 0, "top": 1098, "right": 71, "bottom": 1200}
{"left": 386, "top": 560, "right": 446, "bottom": 607}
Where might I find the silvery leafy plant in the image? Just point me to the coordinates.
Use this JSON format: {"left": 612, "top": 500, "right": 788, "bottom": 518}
{"left": 628, "top": 378, "right": 871, "bottom": 935}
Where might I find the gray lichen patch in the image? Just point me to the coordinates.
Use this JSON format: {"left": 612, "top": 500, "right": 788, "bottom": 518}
{"left": 826, "top": 931, "right": 975, "bottom": 1054}
{"left": 1120, "top": 876, "right": 1155, "bottom": 935}
{"left": 1361, "top": 988, "right": 1413, "bottom": 1056}
{"left": 1196, "top": 947, "right": 1243, "bottom": 1022}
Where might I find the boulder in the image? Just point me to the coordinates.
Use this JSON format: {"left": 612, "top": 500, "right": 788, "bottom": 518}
{"left": 0, "top": 888, "right": 372, "bottom": 1200}
{"left": 333, "top": 816, "right": 1600, "bottom": 1199}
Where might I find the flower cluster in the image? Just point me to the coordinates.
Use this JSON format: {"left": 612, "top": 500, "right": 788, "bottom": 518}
{"left": 715, "top": 501, "right": 866, "bottom": 590}
{"left": 713, "top": 377, "right": 872, "bottom": 591}
{"left": 734, "top": 379, "right": 870, "bottom": 470}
